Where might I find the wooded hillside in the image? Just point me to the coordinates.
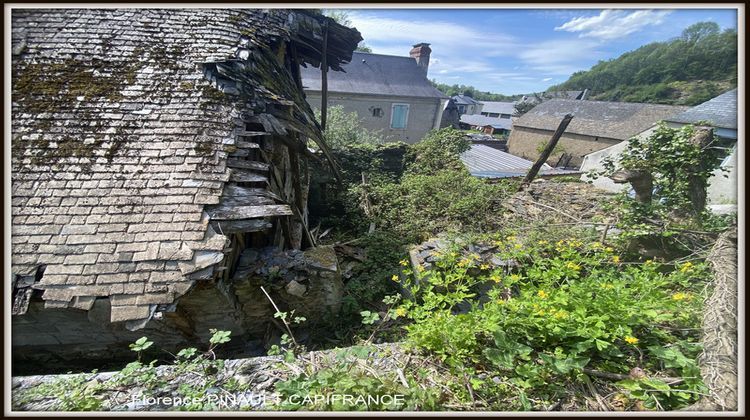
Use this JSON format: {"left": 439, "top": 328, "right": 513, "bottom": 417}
{"left": 549, "top": 22, "right": 737, "bottom": 106}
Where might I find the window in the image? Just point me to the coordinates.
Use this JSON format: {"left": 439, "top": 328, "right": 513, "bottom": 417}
{"left": 500, "top": 114, "right": 511, "bottom": 119}
{"left": 390, "top": 104, "right": 409, "bottom": 129}
{"left": 371, "top": 107, "right": 383, "bottom": 118}
{"left": 457, "top": 105, "right": 466, "bottom": 114}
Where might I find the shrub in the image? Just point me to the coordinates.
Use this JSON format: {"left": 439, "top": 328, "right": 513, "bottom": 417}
{"left": 394, "top": 232, "right": 710, "bottom": 410}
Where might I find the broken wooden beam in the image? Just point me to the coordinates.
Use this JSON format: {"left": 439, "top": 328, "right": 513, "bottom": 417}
{"left": 229, "top": 169, "right": 269, "bottom": 183}
{"left": 226, "top": 159, "right": 269, "bottom": 172}
{"left": 519, "top": 114, "right": 573, "bottom": 190}
{"left": 211, "top": 219, "right": 273, "bottom": 234}
{"left": 206, "top": 204, "right": 293, "bottom": 220}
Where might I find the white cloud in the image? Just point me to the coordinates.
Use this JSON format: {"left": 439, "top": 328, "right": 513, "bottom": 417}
{"left": 542, "top": 77, "right": 553, "bottom": 81}
{"left": 517, "top": 38, "right": 605, "bottom": 76}
{"left": 555, "top": 9, "right": 672, "bottom": 40}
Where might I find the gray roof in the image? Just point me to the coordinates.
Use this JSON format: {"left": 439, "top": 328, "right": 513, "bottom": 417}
{"left": 453, "top": 94, "right": 482, "bottom": 105}
{"left": 479, "top": 101, "right": 515, "bottom": 115}
{"left": 461, "top": 144, "right": 575, "bottom": 178}
{"left": 11, "top": 9, "right": 358, "bottom": 325}
{"left": 300, "top": 51, "right": 447, "bottom": 99}
{"left": 514, "top": 99, "right": 689, "bottom": 140}
{"left": 666, "top": 89, "right": 737, "bottom": 130}
{"left": 460, "top": 114, "right": 513, "bottom": 130}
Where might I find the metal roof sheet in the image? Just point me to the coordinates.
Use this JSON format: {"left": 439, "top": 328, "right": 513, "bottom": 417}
{"left": 666, "top": 89, "right": 737, "bottom": 130}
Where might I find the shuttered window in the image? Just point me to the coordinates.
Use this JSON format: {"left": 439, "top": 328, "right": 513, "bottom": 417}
{"left": 390, "top": 104, "right": 409, "bottom": 129}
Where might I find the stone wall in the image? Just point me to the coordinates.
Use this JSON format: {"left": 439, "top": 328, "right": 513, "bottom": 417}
{"left": 306, "top": 92, "right": 444, "bottom": 144}
{"left": 12, "top": 246, "right": 342, "bottom": 374}
{"left": 508, "top": 126, "right": 621, "bottom": 168}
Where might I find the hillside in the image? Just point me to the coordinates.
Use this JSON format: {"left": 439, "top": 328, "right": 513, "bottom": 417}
{"left": 549, "top": 22, "right": 737, "bottom": 106}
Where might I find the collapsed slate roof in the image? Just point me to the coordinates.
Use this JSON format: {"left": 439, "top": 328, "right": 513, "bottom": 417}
{"left": 666, "top": 88, "right": 738, "bottom": 130}
{"left": 453, "top": 94, "right": 482, "bottom": 105}
{"left": 10, "top": 8, "right": 360, "bottom": 328}
{"left": 514, "top": 99, "right": 689, "bottom": 140}
{"left": 300, "top": 51, "right": 447, "bottom": 99}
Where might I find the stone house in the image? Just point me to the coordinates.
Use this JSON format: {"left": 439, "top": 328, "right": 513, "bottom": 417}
{"left": 10, "top": 8, "right": 360, "bottom": 371}
{"left": 580, "top": 89, "right": 738, "bottom": 205}
{"left": 453, "top": 94, "right": 483, "bottom": 115}
{"left": 508, "top": 99, "right": 688, "bottom": 168}
{"left": 301, "top": 43, "right": 449, "bottom": 144}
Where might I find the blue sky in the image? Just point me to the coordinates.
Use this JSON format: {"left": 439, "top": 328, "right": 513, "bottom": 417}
{"left": 340, "top": 7, "right": 738, "bottom": 95}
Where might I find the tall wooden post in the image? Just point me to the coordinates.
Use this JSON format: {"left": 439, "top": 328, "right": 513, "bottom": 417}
{"left": 320, "top": 21, "right": 329, "bottom": 131}
{"left": 518, "top": 114, "right": 574, "bottom": 190}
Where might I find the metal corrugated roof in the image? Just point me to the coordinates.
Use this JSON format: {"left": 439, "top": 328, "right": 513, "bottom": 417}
{"left": 479, "top": 101, "right": 516, "bottom": 115}
{"left": 300, "top": 51, "right": 447, "bottom": 99}
{"left": 460, "top": 144, "right": 548, "bottom": 177}
{"left": 460, "top": 114, "right": 513, "bottom": 130}
{"left": 666, "top": 89, "right": 737, "bottom": 130}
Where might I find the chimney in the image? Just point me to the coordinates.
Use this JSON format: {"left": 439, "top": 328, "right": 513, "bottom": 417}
{"left": 410, "top": 42, "right": 431, "bottom": 74}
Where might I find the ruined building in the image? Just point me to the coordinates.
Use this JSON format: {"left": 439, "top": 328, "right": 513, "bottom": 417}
{"left": 10, "top": 9, "right": 361, "bottom": 370}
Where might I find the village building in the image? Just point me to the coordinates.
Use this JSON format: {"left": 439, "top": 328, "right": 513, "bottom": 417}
{"left": 478, "top": 101, "right": 515, "bottom": 119}
{"left": 300, "top": 44, "right": 448, "bottom": 144}
{"left": 508, "top": 99, "right": 689, "bottom": 168}
{"left": 580, "top": 89, "right": 738, "bottom": 205}
{"left": 452, "top": 94, "right": 483, "bottom": 115}
{"left": 10, "top": 9, "right": 360, "bottom": 370}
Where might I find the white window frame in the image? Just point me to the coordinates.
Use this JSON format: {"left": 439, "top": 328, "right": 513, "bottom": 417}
{"left": 390, "top": 103, "right": 410, "bottom": 129}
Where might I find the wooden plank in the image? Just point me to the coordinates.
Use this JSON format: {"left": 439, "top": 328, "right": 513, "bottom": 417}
{"left": 235, "top": 141, "right": 260, "bottom": 149}
{"left": 210, "top": 219, "right": 273, "bottom": 234}
{"left": 519, "top": 114, "right": 573, "bottom": 190}
{"left": 235, "top": 130, "right": 270, "bottom": 137}
{"left": 212, "top": 193, "right": 274, "bottom": 208}
{"left": 207, "top": 204, "right": 293, "bottom": 220}
{"left": 229, "top": 168, "right": 268, "bottom": 183}
{"left": 226, "top": 159, "right": 269, "bottom": 171}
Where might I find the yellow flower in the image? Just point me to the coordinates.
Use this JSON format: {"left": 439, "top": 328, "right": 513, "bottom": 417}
{"left": 490, "top": 274, "right": 502, "bottom": 283}
{"left": 672, "top": 292, "right": 690, "bottom": 301}
{"left": 508, "top": 274, "right": 521, "bottom": 282}
{"left": 457, "top": 259, "right": 470, "bottom": 267}
{"left": 591, "top": 242, "right": 602, "bottom": 249}
{"left": 602, "top": 283, "right": 614, "bottom": 290}
{"left": 605, "top": 247, "right": 614, "bottom": 253}
{"left": 680, "top": 262, "right": 694, "bottom": 273}
{"left": 394, "top": 307, "right": 407, "bottom": 317}
{"left": 399, "top": 259, "right": 409, "bottom": 266}
{"left": 391, "top": 274, "right": 399, "bottom": 282}
{"left": 514, "top": 243, "right": 523, "bottom": 249}
{"left": 537, "top": 290, "right": 548, "bottom": 299}
{"left": 537, "top": 240, "right": 549, "bottom": 246}
{"left": 553, "top": 310, "right": 568, "bottom": 320}
{"left": 470, "top": 253, "right": 481, "bottom": 260}
{"left": 480, "top": 264, "right": 490, "bottom": 270}
{"left": 624, "top": 336, "right": 639, "bottom": 345}
{"left": 612, "top": 256, "right": 620, "bottom": 264}
{"left": 416, "top": 265, "right": 425, "bottom": 273}
{"left": 566, "top": 261, "right": 581, "bottom": 271}
{"left": 535, "top": 309, "right": 546, "bottom": 316}
{"left": 506, "top": 235, "right": 517, "bottom": 242}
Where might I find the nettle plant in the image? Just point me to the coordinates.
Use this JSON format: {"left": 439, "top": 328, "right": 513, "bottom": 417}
{"left": 393, "top": 233, "right": 710, "bottom": 410}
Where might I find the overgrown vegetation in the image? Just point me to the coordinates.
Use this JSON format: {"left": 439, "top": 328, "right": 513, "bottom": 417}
{"left": 549, "top": 22, "right": 737, "bottom": 105}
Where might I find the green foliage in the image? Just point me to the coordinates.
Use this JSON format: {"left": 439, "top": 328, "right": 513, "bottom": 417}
{"left": 394, "top": 233, "right": 710, "bottom": 410}
{"left": 589, "top": 123, "right": 732, "bottom": 249}
{"left": 273, "top": 346, "right": 442, "bottom": 411}
{"left": 209, "top": 330, "right": 232, "bottom": 345}
{"left": 15, "top": 373, "right": 104, "bottom": 411}
{"left": 359, "top": 310, "right": 380, "bottom": 325}
{"left": 430, "top": 80, "right": 521, "bottom": 102}
{"left": 404, "top": 128, "right": 471, "bottom": 175}
{"left": 129, "top": 337, "right": 153, "bottom": 353}
{"left": 550, "top": 22, "right": 737, "bottom": 105}
{"left": 314, "top": 105, "right": 386, "bottom": 149}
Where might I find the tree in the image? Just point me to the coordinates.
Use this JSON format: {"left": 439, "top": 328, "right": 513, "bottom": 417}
{"left": 681, "top": 21, "right": 720, "bottom": 44}
{"left": 323, "top": 9, "right": 372, "bottom": 54}
{"left": 313, "top": 105, "right": 385, "bottom": 149}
